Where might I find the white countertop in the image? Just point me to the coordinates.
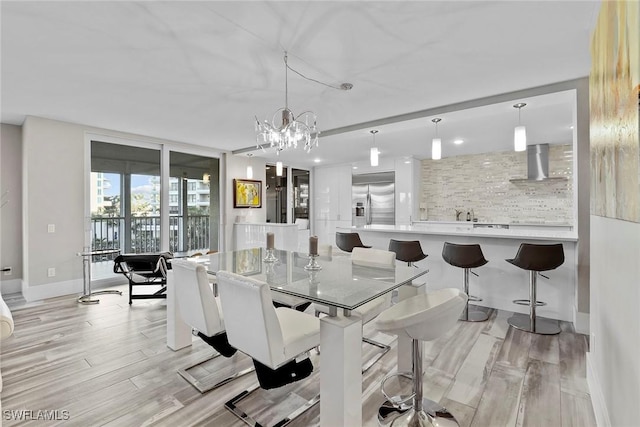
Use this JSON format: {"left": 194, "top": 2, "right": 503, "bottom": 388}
{"left": 234, "top": 222, "right": 297, "bottom": 227}
{"left": 341, "top": 224, "right": 578, "bottom": 242}
{"left": 412, "top": 220, "right": 573, "bottom": 227}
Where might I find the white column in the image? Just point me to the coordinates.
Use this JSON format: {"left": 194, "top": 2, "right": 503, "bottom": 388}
{"left": 166, "top": 270, "right": 192, "bottom": 350}
{"left": 320, "top": 314, "right": 363, "bottom": 427}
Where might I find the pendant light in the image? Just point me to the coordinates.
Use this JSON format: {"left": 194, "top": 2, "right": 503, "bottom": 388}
{"left": 370, "top": 130, "right": 379, "bottom": 167}
{"left": 276, "top": 161, "right": 283, "bottom": 177}
{"left": 513, "top": 103, "right": 527, "bottom": 152}
{"left": 431, "top": 118, "right": 442, "bottom": 160}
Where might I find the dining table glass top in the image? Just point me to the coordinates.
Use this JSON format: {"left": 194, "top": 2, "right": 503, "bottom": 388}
{"left": 193, "top": 248, "right": 428, "bottom": 311}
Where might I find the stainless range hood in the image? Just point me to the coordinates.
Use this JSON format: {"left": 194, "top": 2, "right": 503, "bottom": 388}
{"left": 509, "top": 143, "right": 567, "bottom": 182}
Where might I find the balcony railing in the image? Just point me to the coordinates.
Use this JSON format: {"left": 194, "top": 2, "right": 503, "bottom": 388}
{"left": 91, "top": 215, "right": 210, "bottom": 261}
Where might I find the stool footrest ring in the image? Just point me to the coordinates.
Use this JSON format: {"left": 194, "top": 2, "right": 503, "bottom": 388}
{"left": 468, "top": 295, "right": 483, "bottom": 302}
{"left": 380, "top": 371, "right": 414, "bottom": 409}
{"left": 513, "top": 299, "right": 546, "bottom": 307}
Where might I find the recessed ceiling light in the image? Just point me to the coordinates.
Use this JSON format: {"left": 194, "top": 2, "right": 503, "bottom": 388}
{"left": 404, "top": 160, "right": 411, "bottom": 164}
{"left": 454, "top": 139, "right": 464, "bottom": 145}
{"left": 314, "top": 158, "right": 321, "bottom": 163}
{"left": 353, "top": 166, "right": 358, "bottom": 169}
{"left": 266, "top": 166, "right": 271, "bottom": 169}
{"left": 569, "top": 125, "right": 574, "bottom": 130}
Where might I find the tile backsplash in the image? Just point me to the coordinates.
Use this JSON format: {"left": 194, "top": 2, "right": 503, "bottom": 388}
{"left": 420, "top": 144, "right": 574, "bottom": 224}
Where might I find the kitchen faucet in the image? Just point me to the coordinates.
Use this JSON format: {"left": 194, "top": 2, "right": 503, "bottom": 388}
{"left": 455, "top": 209, "right": 463, "bottom": 221}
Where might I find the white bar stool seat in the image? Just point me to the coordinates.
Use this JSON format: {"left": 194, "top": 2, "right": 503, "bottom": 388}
{"left": 375, "top": 288, "right": 467, "bottom": 427}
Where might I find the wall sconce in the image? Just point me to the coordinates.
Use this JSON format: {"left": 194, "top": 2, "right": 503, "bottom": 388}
{"left": 246, "top": 166, "right": 253, "bottom": 179}
{"left": 276, "top": 161, "right": 283, "bottom": 177}
{"left": 202, "top": 173, "right": 210, "bottom": 184}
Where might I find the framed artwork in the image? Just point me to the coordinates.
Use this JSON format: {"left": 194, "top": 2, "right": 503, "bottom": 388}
{"left": 233, "top": 179, "right": 262, "bottom": 208}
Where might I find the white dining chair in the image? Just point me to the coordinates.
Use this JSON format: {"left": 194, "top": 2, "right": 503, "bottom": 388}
{"left": 172, "top": 260, "right": 253, "bottom": 393}
{"left": 217, "top": 270, "right": 321, "bottom": 427}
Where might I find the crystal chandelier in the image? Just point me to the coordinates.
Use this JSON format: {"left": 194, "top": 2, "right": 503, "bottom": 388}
{"left": 255, "top": 52, "right": 319, "bottom": 155}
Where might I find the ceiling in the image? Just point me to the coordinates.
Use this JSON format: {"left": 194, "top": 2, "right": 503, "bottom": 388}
{"left": 1, "top": 1, "right": 600, "bottom": 168}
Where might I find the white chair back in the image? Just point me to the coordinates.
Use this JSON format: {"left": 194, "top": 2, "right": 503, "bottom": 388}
{"left": 352, "top": 247, "right": 396, "bottom": 266}
{"left": 0, "top": 297, "right": 14, "bottom": 339}
{"left": 294, "top": 218, "right": 309, "bottom": 230}
{"left": 172, "top": 260, "right": 224, "bottom": 337}
{"left": 217, "top": 271, "right": 285, "bottom": 368}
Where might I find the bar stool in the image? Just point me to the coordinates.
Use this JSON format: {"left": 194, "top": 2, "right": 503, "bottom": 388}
{"left": 442, "top": 242, "right": 489, "bottom": 322}
{"left": 389, "top": 239, "right": 428, "bottom": 266}
{"left": 336, "top": 231, "right": 371, "bottom": 253}
{"left": 506, "top": 243, "right": 564, "bottom": 335}
{"left": 389, "top": 239, "right": 428, "bottom": 301}
{"left": 375, "top": 289, "right": 468, "bottom": 427}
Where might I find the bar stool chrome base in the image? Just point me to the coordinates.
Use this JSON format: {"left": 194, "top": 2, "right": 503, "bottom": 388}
{"left": 378, "top": 398, "right": 460, "bottom": 427}
{"left": 459, "top": 305, "right": 489, "bottom": 322}
{"left": 507, "top": 313, "right": 561, "bottom": 335}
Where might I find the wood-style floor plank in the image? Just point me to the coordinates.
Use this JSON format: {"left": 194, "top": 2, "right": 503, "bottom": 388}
{"left": 516, "top": 360, "right": 562, "bottom": 427}
{"left": 0, "top": 288, "right": 596, "bottom": 427}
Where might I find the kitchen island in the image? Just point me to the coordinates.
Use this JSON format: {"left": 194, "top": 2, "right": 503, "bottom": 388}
{"left": 336, "top": 223, "right": 578, "bottom": 322}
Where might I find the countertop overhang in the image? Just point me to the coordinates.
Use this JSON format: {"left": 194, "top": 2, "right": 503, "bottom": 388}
{"left": 342, "top": 224, "right": 578, "bottom": 242}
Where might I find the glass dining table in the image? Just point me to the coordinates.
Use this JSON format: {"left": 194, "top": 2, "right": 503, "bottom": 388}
{"left": 166, "top": 248, "right": 428, "bottom": 427}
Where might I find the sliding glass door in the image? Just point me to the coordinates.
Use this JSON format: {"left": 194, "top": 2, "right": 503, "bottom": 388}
{"left": 168, "top": 151, "right": 220, "bottom": 254}
{"left": 90, "top": 141, "right": 220, "bottom": 262}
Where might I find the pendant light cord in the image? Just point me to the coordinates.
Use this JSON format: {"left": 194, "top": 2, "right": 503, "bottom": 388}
{"left": 284, "top": 52, "right": 289, "bottom": 109}
{"left": 283, "top": 52, "right": 350, "bottom": 91}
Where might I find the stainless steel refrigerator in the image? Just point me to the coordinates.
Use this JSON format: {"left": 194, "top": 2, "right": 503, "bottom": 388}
{"left": 352, "top": 172, "right": 395, "bottom": 226}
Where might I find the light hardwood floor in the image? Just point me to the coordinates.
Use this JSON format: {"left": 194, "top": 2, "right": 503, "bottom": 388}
{"left": 0, "top": 286, "right": 596, "bottom": 427}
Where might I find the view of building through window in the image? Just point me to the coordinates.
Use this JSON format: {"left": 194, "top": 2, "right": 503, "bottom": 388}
{"left": 90, "top": 141, "right": 219, "bottom": 260}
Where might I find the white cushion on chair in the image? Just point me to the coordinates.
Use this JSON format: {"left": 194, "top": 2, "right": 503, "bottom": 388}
{"left": 276, "top": 307, "right": 321, "bottom": 361}
{"left": 375, "top": 288, "right": 467, "bottom": 342}
{"left": 172, "top": 259, "right": 224, "bottom": 337}
{"left": 217, "top": 271, "right": 320, "bottom": 370}
{"left": 0, "top": 296, "right": 14, "bottom": 340}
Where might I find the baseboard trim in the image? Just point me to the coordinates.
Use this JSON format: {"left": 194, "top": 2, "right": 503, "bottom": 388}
{"left": 573, "top": 306, "right": 590, "bottom": 335}
{"left": 0, "top": 279, "right": 22, "bottom": 295}
{"left": 586, "top": 352, "right": 611, "bottom": 427}
{"left": 22, "top": 278, "right": 83, "bottom": 302}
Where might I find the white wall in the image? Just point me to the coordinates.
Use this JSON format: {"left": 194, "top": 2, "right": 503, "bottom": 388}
{"left": 0, "top": 124, "right": 23, "bottom": 294}
{"left": 223, "top": 154, "right": 266, "bottom": 251}
{"left": 20, "top": 116, "right": 221, "bottom": 301}
{"left": 22, "top": 117, "right": 87, "bottom": 300}
{"left": 588, "top": 216, "right": 640, "bottom": 427}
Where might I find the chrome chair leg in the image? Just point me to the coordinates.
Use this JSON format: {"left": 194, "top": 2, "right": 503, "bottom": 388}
{"left": 225, "top": 383, "right": 319, "bottom": 427}
{"left": 178, "top": 352, "right": 255, "bottom": 394}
